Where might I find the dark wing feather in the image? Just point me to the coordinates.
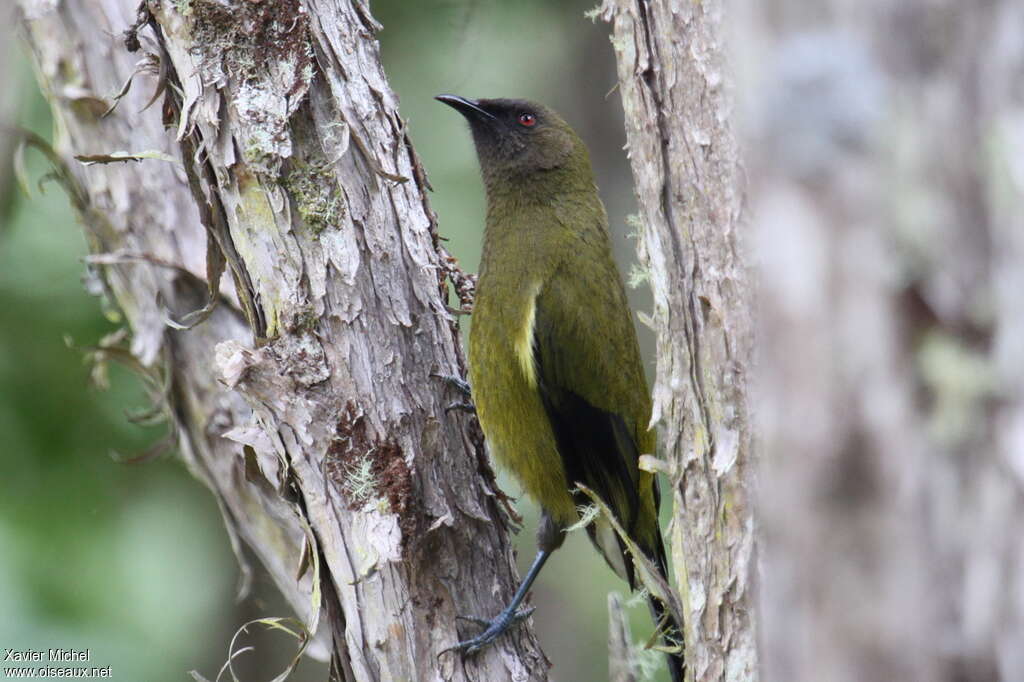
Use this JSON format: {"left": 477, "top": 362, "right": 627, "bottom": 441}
{"left": 536, "top": 382, "right": 641, "bottom": 585}
{"left": 532, "top": 271, "right": 647, "bottom": 586}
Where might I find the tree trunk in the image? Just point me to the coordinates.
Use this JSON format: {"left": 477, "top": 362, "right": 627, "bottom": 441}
{"left": 738, "top": 1, "right": 1024, "bottom": 680}
{"left": 600, "top": 2, "right": 758, "bottom": 681}
{"left": 17, "top": 1, "right": 547, "bottom": 680}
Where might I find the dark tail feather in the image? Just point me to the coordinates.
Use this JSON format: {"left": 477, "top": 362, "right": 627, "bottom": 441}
{"left": 647, "top": 531, "right": 684, "bottom": 682}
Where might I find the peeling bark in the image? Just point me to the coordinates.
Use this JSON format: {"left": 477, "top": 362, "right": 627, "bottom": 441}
{"left": 600, "top": 2, "right": 757, "bottom": 681}
{"left": 18, "top": 1, "right": 546, "bottom": 680}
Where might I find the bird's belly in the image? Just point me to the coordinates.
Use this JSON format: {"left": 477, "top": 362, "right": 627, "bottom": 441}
{"left": 468, "top": 321, "right": 577, "bottom": 525}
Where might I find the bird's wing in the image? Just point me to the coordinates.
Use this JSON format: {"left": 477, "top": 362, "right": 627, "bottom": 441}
{"left": 532, "top": 256, "right": 652, "bottom": 585}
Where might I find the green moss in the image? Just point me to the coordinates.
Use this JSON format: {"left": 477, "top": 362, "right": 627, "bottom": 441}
{"left": 187, "top": 0, "right": 312, "bottom": 83}
{"left": 284, "top": 158, "right": 345, "bottom": 235}
{"left": 289, "top": 307, "right": 320, "bottom": 333}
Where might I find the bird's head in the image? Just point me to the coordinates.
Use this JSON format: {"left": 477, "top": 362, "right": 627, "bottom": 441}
{"left": 436, "top": 94, "right": 589, "bottom": 187}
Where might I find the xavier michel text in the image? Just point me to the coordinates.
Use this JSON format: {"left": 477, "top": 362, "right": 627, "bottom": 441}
{"left": 3, "top": 649, "right": 92, "bottom": 663}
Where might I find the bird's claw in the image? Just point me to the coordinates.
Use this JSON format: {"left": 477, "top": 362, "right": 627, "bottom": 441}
{"left": 445, "top": 400, "right": 476, "bottom": 414}
{"left": 430, "top": 372, "right": 472, "bottom": 398}
{"left": 440, "top": 606, "right": 536, "bottom": 657}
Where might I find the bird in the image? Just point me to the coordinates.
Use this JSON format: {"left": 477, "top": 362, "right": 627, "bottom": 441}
{"left": 436, "top": 93, "right": 684, "bottom": 682}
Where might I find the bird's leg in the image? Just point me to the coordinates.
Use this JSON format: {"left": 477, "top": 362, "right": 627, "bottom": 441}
{"left": 430, "top": 372, "right": 475, "bottom": 414}
{"left": 433, "top": 373, "right": 472, "bottom": 396}
{"left": 442, "top": 513, "right": 565, "bottom": 656}
{"left": 443, "top": 549, "right": 550, "bottom": 655}
{"left": 445, "top": 400, "right": 476, "bottom": 415}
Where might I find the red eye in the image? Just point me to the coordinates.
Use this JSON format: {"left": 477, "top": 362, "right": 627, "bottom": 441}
{"left": 517, "top": 113, "right": 536, "bottom": 127}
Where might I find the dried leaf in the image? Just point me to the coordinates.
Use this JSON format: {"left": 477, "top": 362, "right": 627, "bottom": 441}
{"left": 75, "top": 149, "right": 180, "bottom": 166}
{"left": 166, "top": 229, "right": 225, "bottom": 330}
{"left": 217, "top": 618, "right": 310, "bottom": 682}
{"left": 576, "top": 483, "right": 684, "bottom": 628}
{"left": 13, "top": 136, "right": 32, "bottom": 198}
{"left": 294, "top": 513, "right": 323, "bottom": 637}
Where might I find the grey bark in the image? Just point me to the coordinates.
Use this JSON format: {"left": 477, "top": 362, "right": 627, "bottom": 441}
{"left": 17, "top": 1, "right": 547, "bottom": 680}
{"left": 600, "top": 2, "right": 758, "bottom": 681}
{"left": 737, "top": 1, "right": 1024, "bottom": 680}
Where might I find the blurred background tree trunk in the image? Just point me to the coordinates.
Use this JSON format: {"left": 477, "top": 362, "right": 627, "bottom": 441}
{"left": 602, "top": 1, "right": 1024, "bottom": 681}
{"left": 17, "top": 1, "right": 547, "bottom": 680}
{"left": 601, "top": 2, "right": 758, "bottom": 681}
{"left": 736, "top": 0, "right": 1024, "bottom": 680}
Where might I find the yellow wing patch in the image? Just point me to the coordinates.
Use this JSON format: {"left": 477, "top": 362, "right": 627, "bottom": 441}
{"left": 514, "top": 280, "right": 542, "bottom": 388}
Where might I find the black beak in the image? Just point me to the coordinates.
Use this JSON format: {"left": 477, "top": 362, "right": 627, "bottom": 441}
{"left": 435, "top": 94, "right": 497, "bottom": 123}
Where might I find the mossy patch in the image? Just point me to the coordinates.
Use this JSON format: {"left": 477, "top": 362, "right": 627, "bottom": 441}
{"left": 181, "top": 0, "right": 312, "bottom": 85}
{"left": 283, "top": 157, "right": 345, "bottom": 235}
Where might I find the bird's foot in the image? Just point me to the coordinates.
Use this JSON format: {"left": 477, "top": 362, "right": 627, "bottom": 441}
{"left": 445, "top": 400, "right": 476, "bottom": 414}
{"left": 441, "top": 606, "right": 535, "bottom": 656}
{"left": 430, "top": 372, "right": 472, "bottom": 398}
{"left": 431, "top": 373, "right": 475, "bottom": 414}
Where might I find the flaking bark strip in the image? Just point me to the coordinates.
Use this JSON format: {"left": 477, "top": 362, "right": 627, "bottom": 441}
{"left": 132, "top": 6, "right": 265, "bottom": 335}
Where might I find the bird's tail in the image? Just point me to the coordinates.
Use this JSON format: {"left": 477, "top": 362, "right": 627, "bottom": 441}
{"left": 646, "top": 530, "right": 684, "bottom": 682}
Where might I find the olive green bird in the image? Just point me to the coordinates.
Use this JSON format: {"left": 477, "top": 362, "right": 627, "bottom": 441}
{"left": 436, "top": 94, "right": 683, "bottom": 681}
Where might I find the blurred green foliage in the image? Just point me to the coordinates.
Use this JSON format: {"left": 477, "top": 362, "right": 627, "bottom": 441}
{"left": 1, "top": 50, "right": 240, "bottom": 682}
{"left": 2, "top": 1, "right": 665, "bottom": 680}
